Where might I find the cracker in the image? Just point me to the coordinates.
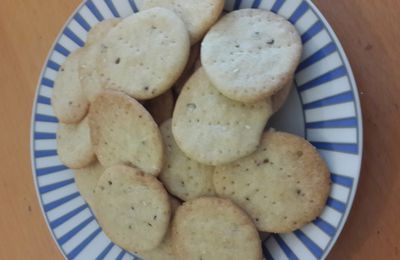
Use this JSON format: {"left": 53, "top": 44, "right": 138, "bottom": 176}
{"left": 57, "top": 116, "right": 95, "bottom": 169}
{"left": 201, "top": 9, "right": 302, "bottom": 103}
{"left": 213, "top": 131, "right": 331, "bottom": 233}
{"left": 145, "top": 90, "right": 174, "bottom": 125}
{"left": 172, "top": 197, "right": 262, "bottom": 260}
{"left": 89, "top": 90, "right": 163, "bottom": 176}
{"left": 172, "top": 68, "right": 273, "bottom": 166}
{"left": 85, "top": 18, "right": 121, "bottom": 46}
{"left": 141, "top": 0, "right": 224, "bottom": 44}
{"left": 160, "top": 120, "right": 215, "bottom": 201}
{"left": 93, "top": 165, "right": 171, "bottom": 252}
{"left": 138, "top": 196, "right": 181, "bottom": 260}
{"left": 97, "top": 7, "right": 190, "bottom": 100}
{"left": 52, "top": 49, "right": 89, "bottom": 123}
{"left": 173, "top": 43, "right": 201, "bottom": 96}
{"left": 272, "top": 78, "right": 294, "bottom": 113}
{"left": 74, "top": 161, "right": 104, "bottom": 207}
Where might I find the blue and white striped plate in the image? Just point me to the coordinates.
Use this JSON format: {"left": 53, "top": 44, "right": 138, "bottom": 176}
{"left": 30, "top": 0, "right": 363, "bottom": 259}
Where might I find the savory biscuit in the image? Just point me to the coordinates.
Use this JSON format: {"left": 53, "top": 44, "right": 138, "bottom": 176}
{"left": 97, "top": 7, "right": 190, "bottom": 100}
{"left": 213, "top": 131, "right": 331, "bottom": 233}
{"left": 172, "top": 197, "right": 262, "bottom": 260}
{"left": 172, "top": 68, "right": 273, "bottom": 166}
{"left": 89, "top": 90, "right": 163, "bottom": 176}
{"left": 202, "top": 9, "right": 302, "bottom": 103}
{"left": 93, "top": 165, "right": 171, "bottom": 252}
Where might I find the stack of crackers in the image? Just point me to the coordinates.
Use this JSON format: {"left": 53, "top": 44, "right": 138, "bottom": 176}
{"left": 52, "top": 1, "right": 331, "bottom": 259}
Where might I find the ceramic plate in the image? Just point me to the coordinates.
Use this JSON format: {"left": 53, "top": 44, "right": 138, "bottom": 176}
{"left": 31, "top": 0, "right": 363, "bottom": 259}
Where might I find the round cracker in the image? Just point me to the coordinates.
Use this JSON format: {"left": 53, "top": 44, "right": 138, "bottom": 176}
{"left": 213, "top": 131, "right": 331, "bottom": 233}
{"left": 201, "top": 9, "right": 302, "bottom": 103}
{"left": 57, "top": 116, "right": 95, "bottom": 169}
{"left": 145, "top": 90, "right": 175, "bottom": 125}
{"left": 172, "top": 68, "right": 273, "bottom": 166}
{"left": 52, "top": 49, "right": 89, "bottom": 123}
{"left": 85, "top": 18, "right": 121, "bottom": 46}
{"left": 172, "top": 197, "right": 262, "bottom": 260}
{"left": 74, "top": 161, "right": 104, "bottom": 207}
{"left": 272, "top": 78, "right": 294, "bottom": 113}
{"left": 89, "top": 90, "right": 163, "bottom": 176}
{"left": 93, "top": 165, "right": 171, "bottom": 252}
{"left": 141, "top": 0, "right": 224, "bottom": 44}
{"left": 97, "top": 7, "right": 190, "bottom": 100}
{"left": 160, "top": 120, "right": 215, "bottom": 201}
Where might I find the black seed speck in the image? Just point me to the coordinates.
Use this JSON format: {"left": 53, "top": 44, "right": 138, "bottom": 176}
{"left": 153, "top": 215, "right": 157, "bottom": 220}
{"left": 263, "top": 158, "right": 269, "bottom": 164}
{"left": 147, "top": 222, "right": 153, "bottom": 227}
{"left": 108, "top": 181, "right": 112, "bottom": 186}
{"left": 115, "top": 57, "right": 121, "bottom": 64}
{"left": 267, "top": 39, "right": 275, "bottom": 45}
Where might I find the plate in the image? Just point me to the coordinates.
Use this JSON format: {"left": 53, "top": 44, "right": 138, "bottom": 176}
{"left": 30, "top": 0, "right": 363, "bottom": 259}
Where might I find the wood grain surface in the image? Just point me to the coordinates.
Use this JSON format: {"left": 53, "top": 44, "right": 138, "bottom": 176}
{"left": 0, "top": 0, "right": 399, "bottom": 259}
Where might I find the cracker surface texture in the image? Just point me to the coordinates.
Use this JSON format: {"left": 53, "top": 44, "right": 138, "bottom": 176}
{"left": 97, "top": 7, "right": 190, "bottom": 100}
{"left": 213, "top": 131, "right": 331, "bottom": 233}
{"left": 93, "top": 165, "right": 171, "bottom": 252}
{"left": 172, "top": 68, "right": 273, "bottom": 166}
{"left": 89, "top": 90, "right": 163, "bottom": 176}
{"left": 172, "top": 197, "right": 262, "bottom": 260}
{"left": 202, "top": 9, "right": 302, "bottom": 103}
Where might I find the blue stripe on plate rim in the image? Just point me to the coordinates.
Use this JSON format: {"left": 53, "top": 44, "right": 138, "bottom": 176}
{"left": 30, "top": 0, "right": 363, "bottom": 259}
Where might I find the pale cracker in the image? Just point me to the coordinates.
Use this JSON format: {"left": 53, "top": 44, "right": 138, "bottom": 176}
{"left": 213, "top": 131, "right": 331, "bottom": 233}
{"left": 89, "top": 90, "right": 163, "bottom": 176}
{"left": 160, "top": 119, "right": 215, "bottom": 201}
{"left": 172, "top": 68, "right": 273, "bottom": 166}
{"left": 85, "top": 18, "right": 121, "bottom": 46}
{"left": 74, "top": 160, "right": 104, "bottom": 207}
{"left": 141, "top": 0, "right": 224, "bottom": 44}
{"left": 145, "top": 90, "right": 175, "bottom": 125}
{"left": 172, "top": 197, "right": 262, "bottom": 260}
{"left": 97, "top": 7, "right": 190, "bottom": 100}
{"left": 57, "top": 116, "right": 95, "bottom": 169}
{"left": 202, "top": 9, "right": 302, "bottom": 103}
{"left": 52, "top": 48, "right": 89, "bottom": 123}
{"left": 93, "top": 165, "right": 171, "bottom": 252}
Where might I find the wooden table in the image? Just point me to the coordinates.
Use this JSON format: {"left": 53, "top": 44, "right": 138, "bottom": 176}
{"left": 1, "top": 0, "right": 399, "bottom": 259}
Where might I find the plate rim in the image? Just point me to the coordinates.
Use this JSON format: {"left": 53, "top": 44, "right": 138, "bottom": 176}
{"left": 29, "top": 1, "right": 364, "bottom": 259}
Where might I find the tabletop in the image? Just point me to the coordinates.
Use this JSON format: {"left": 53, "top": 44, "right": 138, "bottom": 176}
{"left": 1, "top": 0, "right": 399, "bottom": 259}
